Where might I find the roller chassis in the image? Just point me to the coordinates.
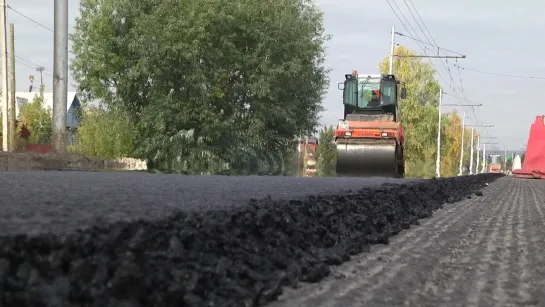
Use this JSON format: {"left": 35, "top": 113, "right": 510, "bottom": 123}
{"left": 335, "top": 72, "right": 407, "bottom": 178}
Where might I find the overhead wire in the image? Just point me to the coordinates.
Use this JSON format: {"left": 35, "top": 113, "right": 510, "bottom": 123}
{"left": 15, "top": 58, "right": 52, "bottom": 77}
{"left": 396, "top": 31, "right": 475, "bottom": 117}
{"left": 384, "top": 0, "right": 450, "bottom": 87}
{"left": 388, "top": 0, "right": 510, "bottom": 152}
{"left": 7, "top": 3, "right": 75, "bottom": 45}
{"left": 404, "top": 0, "right": 483, "bottom": 125}
{"left": 14, "top": 55, "right": 77, "bottom": 89}
{"left": 396, "top": 0, "right": 481, "bottom": 125}
{"left": 6, "top": 4, "right": 53, "bottom": 32}
{"left": 7, "top": 2, "right": 77, "bottom": 90}
{"left": 454, "top": 64, "right": 545, "bottom": 80}
{"left": 385, "top": 1, "right": 464, "bottom": 102}
{"left": 393, "top": 32, "right": 465, "bottom": 56}
{"left": 442, "top": 92, "right": 480, "bottom": 104}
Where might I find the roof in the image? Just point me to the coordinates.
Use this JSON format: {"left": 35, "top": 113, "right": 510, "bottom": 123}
{"left": 1, "top": 91, "right": 109, "bottom": 118}
{"left": 14, "top": 91, "right": 78, "bottom": 111}
{"left": 0, "top": 91, "right": 78, "bottom": 117}
{"left": 357, "top": 74, "right": 383, "bottom": 80}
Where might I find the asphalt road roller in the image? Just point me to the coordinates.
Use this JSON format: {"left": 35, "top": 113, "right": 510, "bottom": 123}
{"left": 334, "top": 71, "right": 407, "bottom": 178}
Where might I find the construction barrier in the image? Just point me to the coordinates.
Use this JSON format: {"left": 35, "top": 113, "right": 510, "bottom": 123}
{"left": 513, "top": 115, "right": 545, "bottom": 179}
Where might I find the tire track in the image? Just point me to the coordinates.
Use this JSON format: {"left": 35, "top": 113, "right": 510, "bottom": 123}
{"left": 516, "top": 180, "right": 532, "bottom": 304}
{"left": 271, "top": 179, "right": 504, "bottom": 307}
{"left": 490, "top": 178, "right": 516, "bottom": 307}
{"left": 521, "top": 180, "right": 545, "bottom": 305}
{"left": 344, "top": 181, "right": 512, "bottom": 307}
{"left": 269, "top": 177, "right": 545, "bottom": 307}
{"left": 307, "top": 192, "right": 489, "bottom": 307}
{"left": 275, "top": 192, "right": 481, "bottom": 304}
{"left": 404, "top": 178, "right": 517, "bottom": 307}
{"left": 464, "top": 178, "right": 515, "bottom": 307}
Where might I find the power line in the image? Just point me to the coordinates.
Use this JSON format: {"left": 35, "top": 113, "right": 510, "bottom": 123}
{"left": 6, "top": 4, "right": 77, "bottom": 89}
{"left": 403, "top": 1, "right": 480, "bottom": 123}
{"left": 454, "top": 64, "right": 545, "bottom": 80}
{"left": 385, "top": 0, "right": 449, "bottom": 84}
{"left": 15, "top": 55, "right": 43, "bottom": 69}
{"left": 386, "top": 2, "right": 464, "bottom": 99}
{"left": 442, "top": 92, "right": 480, "bottom": 103}
{"left": 401, "top": 0, "right": 435, "bottom": 48}
{"left": 15, "top": 58, "right": 52, "bottom": 76}
{"left": 15, "top": 56, "right": 78, "bottom": 89}
{"left": 387, "top": 2, "right": 455, "bottom": 86}
{"left": 6, "top": 4, "right": 53, "bottom": 32}
{"left": 395, "top": 31, "right": 465, "bottom": 56}
{"left": 394, "top": 32, "right": 465, "bottom": 57}
{"left": 6, "top": 3, "right": 73, "bottom": 42}
{"left": 396, "top": 0, "right": 473, "bottom": 98}
{"left": 388, "top": 0, "right": 482, "bottom": 124}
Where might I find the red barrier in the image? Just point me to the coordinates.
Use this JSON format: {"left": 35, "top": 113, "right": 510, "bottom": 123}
{"left": 24, "top": 144, "right": 53, "bottom": 154}
{"left": 513, "top": 115, "right": 545, "bottom": 179}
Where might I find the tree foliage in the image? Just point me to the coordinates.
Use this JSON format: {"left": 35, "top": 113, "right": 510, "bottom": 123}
{"left": 315, "top": 125, "right": 336, "bottom": 176}
{"left": 74, "top": 106, "right": 134, "bottom": 159}
{"left": 16, "top": 85, "right": 52, "bottom": 144}
{"left": 71, "top": 0, "right": 329, "bottom": 174}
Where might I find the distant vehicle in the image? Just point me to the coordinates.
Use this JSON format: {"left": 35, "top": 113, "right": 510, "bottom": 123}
{"left": 299, "top": 136, "right": 319, "bottom": 177}
{"left": 488, "top": 154, "right": 502, "bottom": 173}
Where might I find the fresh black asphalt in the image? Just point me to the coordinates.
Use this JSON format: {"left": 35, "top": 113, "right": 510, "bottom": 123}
{"left": 0, "top": 171, "right": 506, "bottom": 306}
{"left": 0, "top": 171, "right": 420, "bottom": 236}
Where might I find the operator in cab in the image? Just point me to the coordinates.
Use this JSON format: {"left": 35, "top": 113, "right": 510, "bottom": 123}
{"left": 368, "top": 89, "right": 381, "bottom": 107}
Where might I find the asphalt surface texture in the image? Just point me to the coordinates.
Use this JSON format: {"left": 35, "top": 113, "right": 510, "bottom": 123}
{"left": 270, "top": 176, "right": 545, "bottom": 307}
{"left": 0, "top": 171, "right": 422, "bottom": 236}
{"left": 0, "top": 171, "right": 508, "bottom": 306}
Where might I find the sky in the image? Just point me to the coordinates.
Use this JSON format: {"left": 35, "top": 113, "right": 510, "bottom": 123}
{"left": 7, "top": 0, "right": 545, "bottom": 151}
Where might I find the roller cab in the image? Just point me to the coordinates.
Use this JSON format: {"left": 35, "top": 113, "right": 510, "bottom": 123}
{"left": 335, "top": 71, "right": 407, "bottom": 177}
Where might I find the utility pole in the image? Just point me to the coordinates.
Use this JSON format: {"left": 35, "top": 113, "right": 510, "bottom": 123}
{"left": 0, "top": 0, "right": 8, "bottom": 152}
{"left": 303, "top": 136, "right": 308, "bottom": 176}
{"left": 52, "top": 0, "right": 69, "bottom": 153}
{"left": 36, "top": 66, "right": 44, "bottom": 87}
{"left": 476, "top": 135, "right": 480, "bottom": 174}
{"left": 435, "top": 101, "right": 481, "bottom": 177}
{"left": 504, "top": 149, "right": 507, "bottom": 172}
{"left": 435, "top": 88, "right": 442, "bottom": 177}
{"left": 464, "top": 124, "right": 493, "bottom": 175}
{"left": 458, "top": 111, "right": 466, "bottom": 176}
{"left": 389, "top": 26, "right": 395, "bottom": 74}
{"left": 457, "top": 117, "right": 494, "bottom": 176}
{"left": 480, "top": 137, "right": 497, "bottom": 173}
{"left": 8, "top": 23, "right": 14, "bottom": 152}
{"left": 469, "top": 128, "right": 474, "bottom": 174}
{"left": 482, "top": 143, "right": 486, "bottom": 173}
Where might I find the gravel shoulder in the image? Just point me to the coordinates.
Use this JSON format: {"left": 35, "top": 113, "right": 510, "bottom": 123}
{"left": 268, "top": 177, "right": 545, "bottom": 307}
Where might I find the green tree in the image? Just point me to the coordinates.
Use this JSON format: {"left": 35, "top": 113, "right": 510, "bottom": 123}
{"left": 315, "top": 125, "right": 336, "bottom": 176}
{"left": 16, "top": 85, "right": 52, "bottom": 144}
{"left": 71, "top": 0, "right": 329, "bottom": 174}
{"left": 74, "top": 106, "right": 135, "bottom": 159}
{"left": 378, "top": 46, "right": 440, "bottom": 177}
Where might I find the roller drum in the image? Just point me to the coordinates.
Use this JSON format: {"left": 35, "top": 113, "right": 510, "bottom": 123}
{"left": 336, "top": 138, "right": 399, "bottom": 177}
